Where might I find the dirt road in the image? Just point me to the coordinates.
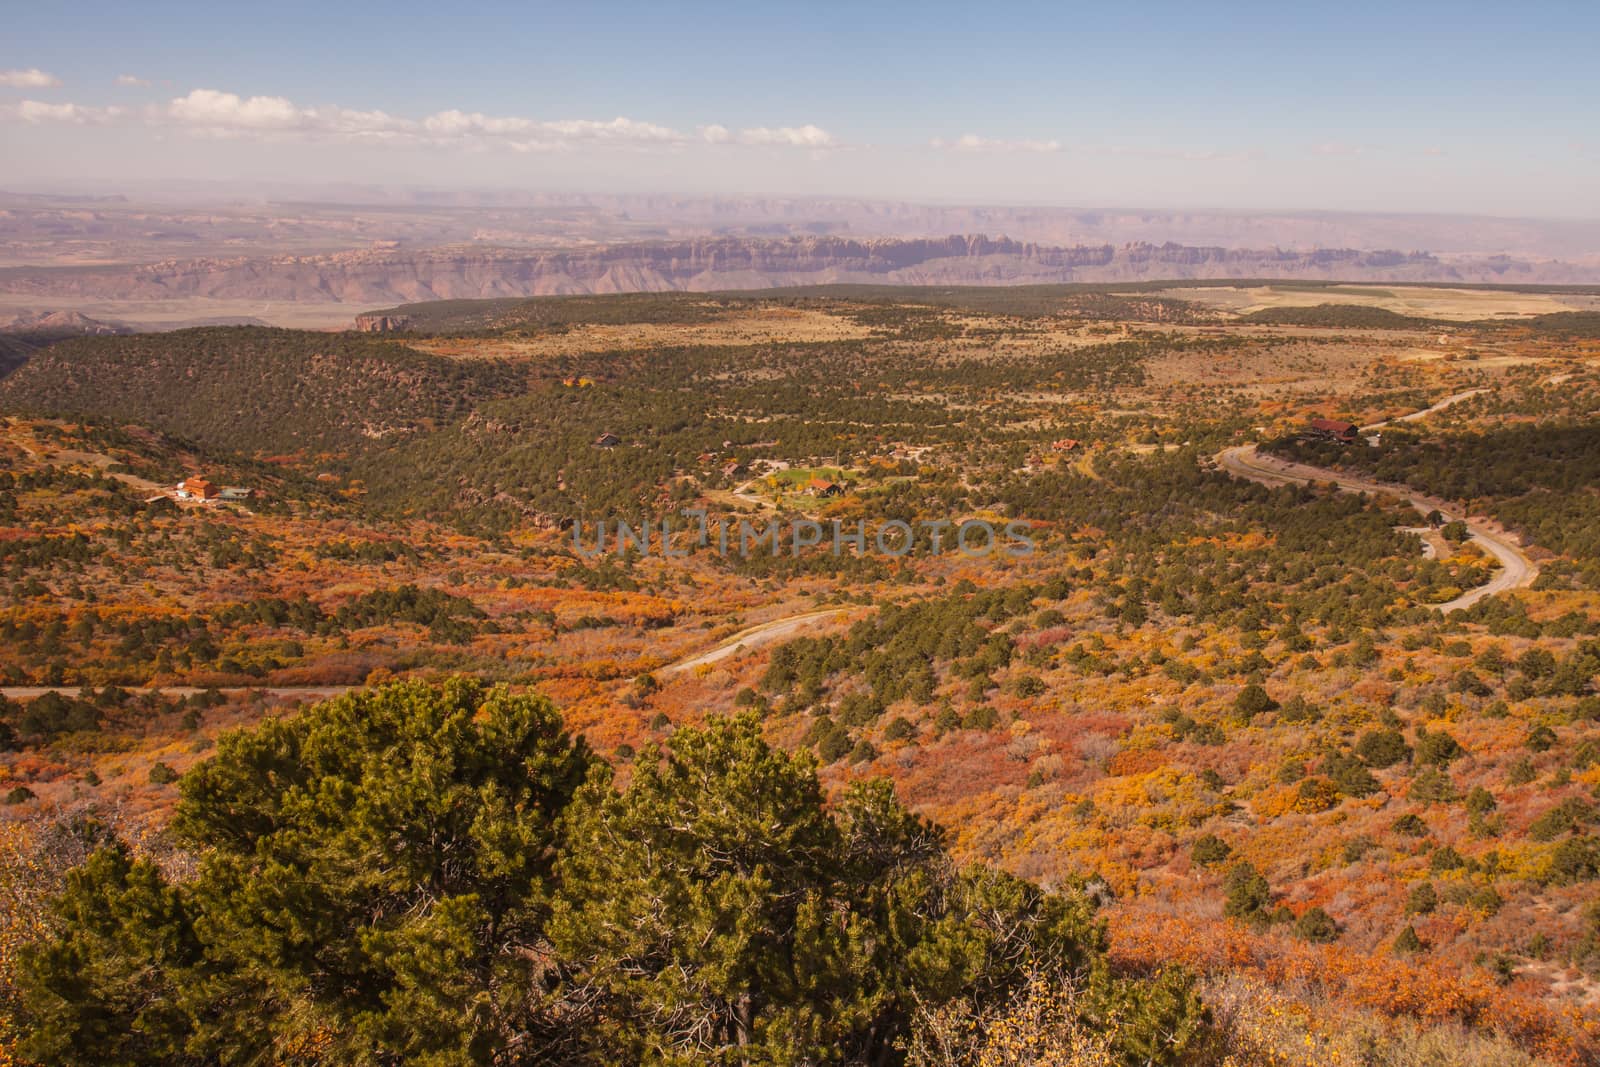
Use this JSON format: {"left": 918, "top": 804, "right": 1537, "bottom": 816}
{"left": 731, "top": 478, "right": 778, "bottom": 512}
{"left": 1363, "top": 388, "right": 1487, "bottom": 432}
{"left": 43, "top": 448, "right": 167, "bottom": 495}
{"left": 13, "top": 434, "right": 168, "bottom": 496}
{"left": 661, "top": 608, "right": 854, "bottom": 676}
{"left": 1217, "top": 443, "right": 1536, "bottom": 613}
{"left": 6, "top": 612, "right": 857, "bottom": 699}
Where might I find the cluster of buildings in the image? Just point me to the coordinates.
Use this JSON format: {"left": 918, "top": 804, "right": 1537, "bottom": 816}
{"left": 174, "top": 477, "right": 256, "bottom": 504}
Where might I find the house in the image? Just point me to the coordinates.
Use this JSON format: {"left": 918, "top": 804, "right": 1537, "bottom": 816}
{"left": 178, "top": 477, "right": 218, "bottom": 500}
{"left": 1308, "top": 418, "right": 1359, "bottom": 444}
{"left": 219, "top": 486, "right": 255, "bottom": 502}
{"left": 808, "top": 477, "right": 844, "bottom": 497}
{"left": 594, "top": 431, "right": 621, "bottom": 448}
{"left": 1050, "top": 438, "right": 1081, "bottom": 453}
{"left": 722, "top": 460, "right": 748, "bottom": 479}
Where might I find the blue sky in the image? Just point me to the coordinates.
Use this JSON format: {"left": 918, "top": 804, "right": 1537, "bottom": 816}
{"left": 3, "top": 1, "right": 1598, "bottom": 216}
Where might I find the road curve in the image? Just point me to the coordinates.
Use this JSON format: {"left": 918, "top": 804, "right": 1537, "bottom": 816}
{"left": 660, "top": 608, "right": 853, "bottom": 676}
{"left": 1217, "top": 443, "right": 1536, "bottom": 613}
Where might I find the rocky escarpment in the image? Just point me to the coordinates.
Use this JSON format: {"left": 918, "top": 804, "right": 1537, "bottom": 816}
{"left": 1, "top": 235, "right": 1593, "bottom": 311}
{"left": 352, "top": 314, "right": 412, "bottom": 333}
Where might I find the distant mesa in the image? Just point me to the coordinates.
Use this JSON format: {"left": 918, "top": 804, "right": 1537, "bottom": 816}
{"left": 0, "top": 309, "right": 131, "bottom": 335}
{"left": 5, "top": 235, "right": 1595, "bottom": 317}
{"left": 0, "top": 310, "right": 134, "bottom": 378}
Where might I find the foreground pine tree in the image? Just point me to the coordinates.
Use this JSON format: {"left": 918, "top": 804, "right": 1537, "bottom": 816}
{"left": 19, "top": 679, "right": 1209, "bottom": 1066}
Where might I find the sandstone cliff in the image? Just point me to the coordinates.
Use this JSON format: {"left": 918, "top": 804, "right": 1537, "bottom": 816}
{"left": 2, "top": 235, "right": 1592, "bottom": 312}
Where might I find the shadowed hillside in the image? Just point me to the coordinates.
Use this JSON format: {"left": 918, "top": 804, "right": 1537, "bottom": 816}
{"left": 0, "top": 327, "right": 527, "bottom": 456}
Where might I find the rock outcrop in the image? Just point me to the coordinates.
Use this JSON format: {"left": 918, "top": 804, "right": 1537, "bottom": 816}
{"left": 352, "top": 314, "right": 412, "bottom": 333}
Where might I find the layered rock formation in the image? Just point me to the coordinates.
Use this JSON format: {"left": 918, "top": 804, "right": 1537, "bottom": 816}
{"left": 2, "top": 235, "right": 1594, "bottom": 313}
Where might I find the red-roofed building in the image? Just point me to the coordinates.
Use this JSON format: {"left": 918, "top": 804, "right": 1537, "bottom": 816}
{"left": 808, "top": 477, "right": 844, "bottom": 497}
{"left": 179, "top": 477, "right": 218, "bottom": 500}
{"left": 1309, "top": 418, "right": 1359, "bottom": 444}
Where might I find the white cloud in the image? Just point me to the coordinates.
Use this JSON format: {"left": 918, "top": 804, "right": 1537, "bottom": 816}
{"left": 544, "top": 116, "right": 680, "bottom": 142}
{"left": 699, "top": 123, "right": 837, "bottom": 147}
{"left": 421, "top": 110, "right": 685, "bottom": 151}
{"left": 2, "top": 84, "right": 837, "bottom": 155}
{"left": 168, "top": 88, "right": 308, "bottom": 130}
{"left": 115, "top": 74, "right": 152, "bottom": 88}
{"left": 161, "top": 92, "right": 692, "bottom": 148}
{"left": 164, "top": 90, "right": 425, "bottom": 143}
{"left": 0, "top": 68, "right": 61, "bottom": 89}
{"left": 318, "top": 107, "right": 412, "bottom": 139}
{"left": 421, "top": 109, "right": 533, "bottom": 138}
{"left": 933, "top": 133, "right": 1061, "bottom": 152}
{"left": 739, "top": 124, "right": 835, "bottom": 147}
{"left": 2, "top": 99, "right": 121, "bottom": 124}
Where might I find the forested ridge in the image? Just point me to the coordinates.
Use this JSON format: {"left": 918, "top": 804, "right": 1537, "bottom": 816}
{"left": 0, "top": 327, "right": 527, "bottom": 458}
{"left": 1237, "top": 304, "right": 1444, "bottom": 329}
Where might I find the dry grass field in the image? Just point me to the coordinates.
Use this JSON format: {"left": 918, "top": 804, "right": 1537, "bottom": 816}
{"left": 397, "top": 306, "right": 876, "bottom": 359}
{"left": 1152, "top": 283, "right": 1600, "bottom": 320}
{"left": 0, "top": 293, "right": 360, "bottom": 331}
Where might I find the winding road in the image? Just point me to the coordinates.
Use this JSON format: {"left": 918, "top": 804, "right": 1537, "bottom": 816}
{"left": 1217, "top": 389, "right": 1537, "bottom": 613}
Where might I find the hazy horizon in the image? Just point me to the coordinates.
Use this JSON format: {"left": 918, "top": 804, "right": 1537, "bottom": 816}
{"left": 6, "top": 178, "right": 1600, "bottom": 229}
